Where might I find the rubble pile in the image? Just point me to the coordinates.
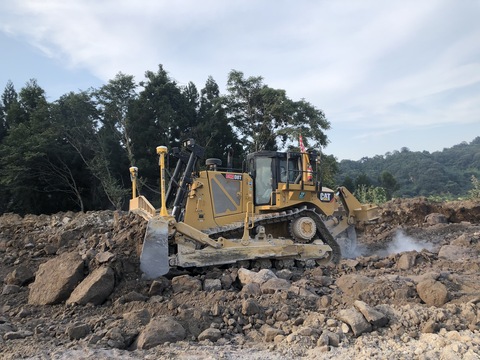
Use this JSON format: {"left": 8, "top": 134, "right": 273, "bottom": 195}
{"left": 0, "top": 199, "right": 479, "bottom": 359}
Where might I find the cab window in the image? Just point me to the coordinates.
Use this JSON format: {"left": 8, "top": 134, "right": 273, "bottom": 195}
{"left": 279, "top": 158, "right": 298, "bottom": 183}
{"left": 255, "top": 157, "right": 272, "bottom": 204}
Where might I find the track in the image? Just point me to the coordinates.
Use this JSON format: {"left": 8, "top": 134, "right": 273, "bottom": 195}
{"left": 201, "top": 207, "right": 342, "bottom": 264}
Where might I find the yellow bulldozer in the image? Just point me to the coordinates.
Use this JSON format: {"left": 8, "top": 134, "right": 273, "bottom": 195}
{"left": 129, "top": 139, "right": 379, "bottom": 279}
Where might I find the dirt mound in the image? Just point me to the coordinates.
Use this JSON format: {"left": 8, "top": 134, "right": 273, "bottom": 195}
{"left": 1, "top": 198, "right": 479, "bottom": 359}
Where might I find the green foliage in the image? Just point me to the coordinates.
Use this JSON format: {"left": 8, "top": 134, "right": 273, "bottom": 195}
{"left": 380, "top": 171, "right": 399, "bottom": 200}
{"left": 225, "top": 70, "right": 330, "bottom": 152}
{"left": 2, "top": 63, "right": 478, "bottom": 215}
{"left": 354, "top": 173, "right": 372, "bottom": 188}
{"left": 426, "top": 193, "right": 460, "bottom": 202}
{"left": 51, "top": 91, "right": 104, "bottom": 210}
{"left": 129, "top": 65, "right": 194, "bottom": 185}
{"left": 354, "top": 185, "right": 388, "bottom": 205}
{"left": 318, "top": 154, "right": 338, "bottom": 189}
{"left": 193, "top": 76, "right": 244, "bottom": 167}
{"left": 95, "top": 72, "right": 137, "bottom": 168}
{"left": 341, "top": 176, "right": 355, "bottom": 193}
{"left": 468, "top": 175, "right": 480, "bottom": 199}
{"left": 336, "top": 137, "right": 480, "bottom": 198}
{"left": 0, "top": 80, "right": 69, "bottom": 214}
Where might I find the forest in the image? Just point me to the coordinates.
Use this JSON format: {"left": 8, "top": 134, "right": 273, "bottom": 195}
{"left": 0, "top": 65, "right": 331, "bottom": 215}
{"left": 336, "top": 138, "right": 480, "bottom": 200}
{"left": 0, "top": 64, "right": 478, "bottom": 215}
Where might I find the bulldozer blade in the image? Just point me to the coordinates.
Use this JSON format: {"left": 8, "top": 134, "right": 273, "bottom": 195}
{"left": 140, "top": 217, "right": 170, "bottom": 279}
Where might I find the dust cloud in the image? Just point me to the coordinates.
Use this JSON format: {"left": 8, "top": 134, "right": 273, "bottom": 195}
{"left": 386, "top": 229, "right": 435, "bottom": 255}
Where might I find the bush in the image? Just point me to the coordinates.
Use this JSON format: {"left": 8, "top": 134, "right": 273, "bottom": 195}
{"left": 468, "top": 175, "right": 480, "bottom": 199}
{"left": 354, "top": 184, "right": 387, "bottom": 205}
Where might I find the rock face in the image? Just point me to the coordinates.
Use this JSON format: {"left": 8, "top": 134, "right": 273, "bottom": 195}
{"left": 28, "top": 251, "right": 84, "bottom": 305}
{"left": 135, "top": 317, "right": 186, "bottom": 350}
{"left": 67, "top": 266, "right": 115, "bottom": 305}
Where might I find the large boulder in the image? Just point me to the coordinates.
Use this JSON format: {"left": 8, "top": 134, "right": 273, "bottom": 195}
{"left": 197, "top": 327, "right": 222, "bottom": 342}
{"left": 66, "top": 266, "right": 115, "bottom": 305}
{"left": 438, "top": 245, "right": 471, "bottom": 261}
{"left": 4, "top": 265, "right": 34, "bottom": 286}
{"left": 238, "top": 268, "right": 277, "bottom": 286}
{"left": 337, "top": 308, "right": 372, "bottom": 337}
{"left": 260, "top": 324, "right": 284, "bottom": 342}
{"left": 28, "top": 252, "right": 84, "bottom": 305}
{"left": 66, "top": 322, "right": 91, "bottom": 340}
{"left": 425, "top": 213, "right": 447, "bottom": 225}
{"left": 171, "top": 275, "right": 202, "bottom": 293}
{"left": 396, "top": 252, "right": 417, "bottom": 270}
{"left": 353, "top": 300, "right": 389, "bottom": 328}
{"left": 260, "top": 278, "right": 291, "bottom": 294}
{"left": 135, "top": 317, "right": 186, "bottom": 349}
{"left": 416, "top": 278, "right": 449, "bottom": 307}
{"left": 242, "top": 299, "right": 262, "bottom": 316}
{"left": 336, "top": 274, "right": 375, "bottom": 299}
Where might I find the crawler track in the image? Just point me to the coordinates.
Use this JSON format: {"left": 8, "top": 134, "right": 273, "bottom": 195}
{"left": 202, "top": 207, "right": 342, "bottom": 264}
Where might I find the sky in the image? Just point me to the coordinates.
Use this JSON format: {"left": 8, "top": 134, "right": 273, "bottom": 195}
{"left": 0, "top": 0, "right": 479, "bottom": 161}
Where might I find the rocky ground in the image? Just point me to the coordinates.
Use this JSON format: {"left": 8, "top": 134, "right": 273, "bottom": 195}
{"left": 0, "top": 198, "right": 479, "bottom": 359}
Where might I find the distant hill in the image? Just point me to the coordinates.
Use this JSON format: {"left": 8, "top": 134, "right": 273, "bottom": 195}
{"left": 335, "top": 137, "right": 480, "bottom": 198}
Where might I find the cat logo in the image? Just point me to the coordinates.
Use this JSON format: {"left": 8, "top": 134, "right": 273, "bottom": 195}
{"left": 319, "top": 192, "right": 333, "bottom": 202}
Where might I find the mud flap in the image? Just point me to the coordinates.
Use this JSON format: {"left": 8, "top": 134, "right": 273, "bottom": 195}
{"left": 140, "top": 217, "right": 170, "bottom": 279}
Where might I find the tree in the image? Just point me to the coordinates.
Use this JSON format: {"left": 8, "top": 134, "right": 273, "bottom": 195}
{"left": 0, "top": 85, "right": 8, "bottom": 142}
{"left": 354, "top": 185, "right": 387, "bottom": 205}
{"left": 225, "top": 70, "right": 330, "bottom": 152}
{"left": 0, "top": 79, "right": 57, "bottom": 214}
{"left": 50, "top": 91, "right": 101, "bottom": 211}
{"left": 317, "top": 153, "right": 338, "bottom": 189}
{"left": 355, "top": 173, "right": 372, "bottom": 189}
{"left": 2, "top": 80, "right": 23, "bottom": 130}
{"left": 53, "top": 90, "right": 128, "bottom": 210}
{"left": 0, "top": 82, "right": 18, "bottom": 212}
{"left": 341, "top": 175, "right": 355, "bottom": 193}
{"left": 128, "top": 65, "right": 197, "bottom": 198}
{"left": 278, "top": 98, "right": 330, "bottom": 150}
{"left": 380, "top": 171, "right": 399, "bottom": 199}
{"left": 94, "top": 72, "right": 138, "bottom": 167}
{"left": 88, "top": 73, "right": 141, "bottom": 209}
{"left": 468, "top": 175, "right": 480, "bottom": 198}
{"left": 193, "top": 76, "right": 243, "bottom": 166}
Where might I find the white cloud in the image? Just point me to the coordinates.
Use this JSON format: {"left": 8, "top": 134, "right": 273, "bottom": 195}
{"left": 0, "top": 0, "right": 478, "bottom": 159}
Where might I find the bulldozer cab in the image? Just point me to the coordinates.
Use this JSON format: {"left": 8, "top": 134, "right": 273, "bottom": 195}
{"left": 247, "top": 151, "right": 303, "bottom": 206}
